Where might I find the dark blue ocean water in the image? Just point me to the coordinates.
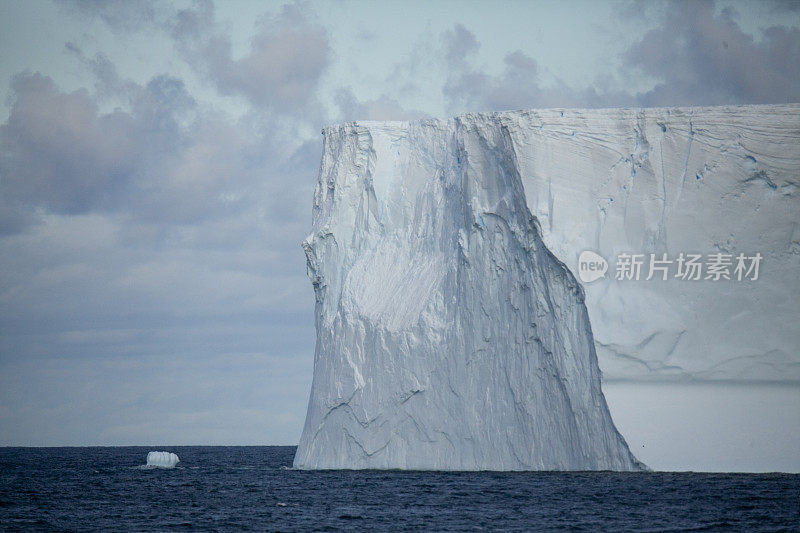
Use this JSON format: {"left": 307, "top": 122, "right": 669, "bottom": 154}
{"left": 0, "top": 447, "right": 798, "bottom": 531}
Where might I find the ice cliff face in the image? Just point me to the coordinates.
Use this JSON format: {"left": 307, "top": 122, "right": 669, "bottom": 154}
{"left": 294, "top": 115, "right": 643, "bottom": 470}
{"left": 502, "top": 105, "right": 800, "bottom": 382}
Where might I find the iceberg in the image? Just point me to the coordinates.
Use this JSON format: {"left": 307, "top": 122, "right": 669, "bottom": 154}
{"left": 146, "top": 451, "right": 180, "bottom": 468}
{"left": 294, "top": 104, "right": 800, "bottom": 470}
{"left": 294, "top": 113, "right": 644, "bottom": 470}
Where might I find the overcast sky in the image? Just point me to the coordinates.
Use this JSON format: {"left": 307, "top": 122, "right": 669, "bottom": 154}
{"left": 1, "top": 0, "right": 799, "bottom": 461}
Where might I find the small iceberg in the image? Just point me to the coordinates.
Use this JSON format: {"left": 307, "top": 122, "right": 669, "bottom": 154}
{"left": 146, "top": 451, "right": 180, "bottom": 468}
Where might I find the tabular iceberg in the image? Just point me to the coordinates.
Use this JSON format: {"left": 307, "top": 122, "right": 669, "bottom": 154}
{"left": 294, "top": 113, "right": 643, "bottom": 470}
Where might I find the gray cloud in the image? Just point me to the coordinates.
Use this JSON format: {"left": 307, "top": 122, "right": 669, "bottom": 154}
{"left": 444, "top": 48, "right": 544, "bottom": 112}
{"left": 169, "top": 1, "right": 330, "bottom": 112}
{"left": 444, "top": 24, "right": 479, "bottom": 70}
{"left": 64, "top": 43, "right": 140, "bottom": 102}
{"left": 0, "top": 73, "right": 142, "bottom": 217}
{"left": 626, "top": 0, "right": 800, "bottom": 106}
{"left": 440, "top": 1, "right": 799, "bottom": 114}
{"left": 60, "top": 0, "right": 159, "bottom": 31}
{"left": 334, "top": 87, "right": 430, "bottom": 122}
{"left": 769, "top": 0, "right": 800, "bottom": 13}
{"left": 61, "top": 0, "right": 332, "bottom": 114}
{"left": 0, "top": 69, "right": 273, "bottom": 232}
{"left": 442, "top": 28, "right": 635, "bottom": 114}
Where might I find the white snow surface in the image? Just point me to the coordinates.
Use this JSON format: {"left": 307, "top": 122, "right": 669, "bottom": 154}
{"left": 146, "top": 451, "right": 179, "bottom": 468}
{"left": 294, "top": 111, "right": 651, "bottom": 470}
